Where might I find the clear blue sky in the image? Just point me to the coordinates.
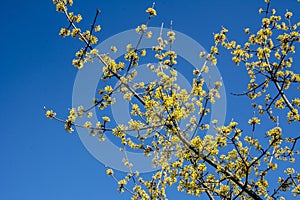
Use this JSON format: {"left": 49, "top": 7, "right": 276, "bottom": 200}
{"left": 0, "top": 0, "right": 299, "bottom": 199}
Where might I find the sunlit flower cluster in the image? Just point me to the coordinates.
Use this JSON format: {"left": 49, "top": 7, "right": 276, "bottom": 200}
{"left": 47, "top": 0, "right": 300, "bottom": 199}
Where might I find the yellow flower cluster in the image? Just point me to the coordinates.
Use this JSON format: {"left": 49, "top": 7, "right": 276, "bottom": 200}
{"left": 48, "top": 1, "right": 300, "bottom": 199}
{"left": 146, "top": 7, "right": 156, "bottom": 16}
{"left": 45, "top": 110, "right": 56, "bottom": 119}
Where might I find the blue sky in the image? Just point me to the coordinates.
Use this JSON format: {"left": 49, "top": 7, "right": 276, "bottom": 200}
{"left": 0, "top": 0, "right": 299, "bottom": 199}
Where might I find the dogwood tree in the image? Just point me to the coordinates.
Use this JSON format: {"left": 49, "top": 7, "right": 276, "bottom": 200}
{"left": 46, "top": 0, "right": 300, "bottom": 199}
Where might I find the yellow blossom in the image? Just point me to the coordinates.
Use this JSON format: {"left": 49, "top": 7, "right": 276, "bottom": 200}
{"left": 46, "top": 110, "right": 56, "bottom": 119}
{"left": 146, "top": 7, "right": 156, "bottom": 16}
{"left": 110, "top": 46, "right": 117, "bottom": 53}
{"left": 140, "top": 49, "right": 146, "bottom": 56}
{"left": 102, "top": 116, "right": 110, "bottom": 122}
{"left": 95, "top": 25, "right": 101, "bottom": 32}
{"left": 106, "top": 168, "right": 113, "bottom": 175}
